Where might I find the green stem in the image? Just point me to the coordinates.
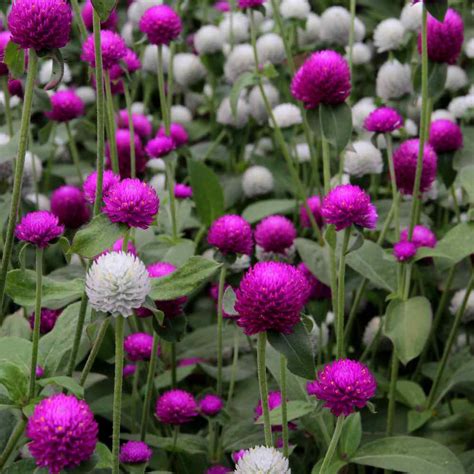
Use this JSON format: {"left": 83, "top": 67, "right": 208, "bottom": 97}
{"left": 171, "top": 342, "right": 177, "bottom": 388}
{"left": 70, "top": 0, "right": 88, "bottom": 41}
{"left": 336, "top": 227, "right": 351, "bottom": 359}
{"left": 165, "top": 161, "right": 178, "bottom": 241}
{"left": 280, "top": 354, "right": 289, "bottom": 458}
{"left": 140, "top": 333, "right": 159, "bottom": 441}
{"left": 2, "top": 76, "right": 13, "bottom": 137}
{"left": 348, "top": 0, "right": 356, "bottom": 78}
{"left": 227, "top": 326, "right": 240, "bottom": 404}
{"left": 319, "top": 416, "right": 344, "bottom": 473}
{"left": 66, "top": 294, "right": 89, "bottom": 376}
{"left": 124, "top": 85, "right": 136, "bottom": 178}
{"left": 321, "top": 133, "right": 331, "bottom": 195}
{"left": 80, "top": 318, "right": 110, "bottom": 386}
{"left": 203, "top": 129, "right": 226, "bottom": 162}
{"left": 66, "top": 122, "right": 84, "bottom": 185}
{"left": 112, "top": 315, "right": 125, "bottom": 474}
{"left": 0, "top": 417, "right": 27, "bottom": 469}
{"left": 166, "top": 44, "right": 176, "bottom": 125}
{"left": 216, "top": 265, "right": 227, "bottom": 397}
{"left": 257, "top": 332, "right": 273, "bottom": 447}
{"left": 385, "top": 134, "right": 400, "bottom": 239}
{"left": 157, "top": 45, "right": 170, "bottom": 134}
{"left": 386, "top": 349, "right": 399, "bottom": 436}
{"left": 104, "top": 70, "right": 119, "bottom": 175}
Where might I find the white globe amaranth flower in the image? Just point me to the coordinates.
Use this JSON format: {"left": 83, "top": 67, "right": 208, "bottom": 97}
{"left": 422, "top": 180, "right": 438, "bottom": 202}
{"left": 24, "top": 151, "right": 43, "bottom": 181}
{"left": 147, "top": 158, "right": 166, "bottom": 172}
{"left": 450, "top": 288, "right": 474, "bottom": 323}
{"left": 25, "top": 193, "right": 50, "bottom": 211}
{"left": 280, "top": 0, "right": 311, "bottom": 20}
{"left": 298, "top": 13, "right": 321, "bottom": 45}
{"left": 309, "top": 320, "right": 329, "bottom": 354}
{"left": 149, "top": 173, "right": 166, "bottom": 193}
{"left": 86, "top": 252, "right": 151, "bottom": 317}
{"left": 131, "top": 102, "right": 146, "bottom": 115}
{"left": 121, "top": 21, "right": 134, "bottom": 47}
{"left": 320, "top": 7, "right": 365, "bottom": 46}
{"left": 400, "top": 2, "right": 423, "bottom": 33}
{"left": 224, "top": 44, "right": 255, "bottom": 83}
{"left": 75, "top": 86, "right": 96, "bottom": 105}
{"left": 220, "top": 12, "right": 250, "bottom": 44}
{"left": 217, "top": 96, "right": 250, "bottom": 129}
{"left": 0, "top": 92, "right": 20, "bottom": 110}
{"left": 344, "top": 141, "right": 383, "bottom": 178}
{"left": 347, "top": 42, "right": 372, "bottom": 65}
{"left": 249, "top": 83, "right": 280, "bottom": 124}
{"left": 260, "top": 19, "right": 275, "bottom": 34}
{"left": 39, "top": 60, "right": 71, "bottom": 85}
{"left": 143, "top": 44, "right": 170, "bottom": 74}
{"left": 431, "top": 109, "right": 456, "bottom": 123}
{"left": 352, "top": 97, "right": 376, "bottom": 132}
{"left": 170, "top": 105, "right": 193, "bottom": 123}
{"left": 363, "top": 316, "right": 382, "bottom": 347}
{"left": 448, "top": 95, "right": 474, "bottom": 119}
{"left": 376, "top": 60, "right": 412, "bottom": 100}
{"left": 445, "top": 65, "right": 468, "bottom": 92}
{"left": 173, "top": 53, "right": 206, "bottom": 89}
{"left": 326, "top": 311, "right": 335, "bottom": 326}
{"left": 465, "top": 38, "right": 474, "bottom": 58}
{"left": 404, "top": 119, "right": 418, "bottom": 137}
{"left": 234, "top": 446, "right": 290, "bottom": 474}
{"left": 374, "top": 18, "right": 406, "bottom": 53}
{"left": 242, "top": 165, "right": 274, "bottom": 198}
{"left": 295, "top": 143, "right": 310, "bottom": 163}
{"left": 256, "top": 137, "right": 273, "bottom": 153}
{"left": 128, "top": 0, "right": 162, "bottom": 26}
{"left": 271, "top": 103, "right": 302, "bottom": 128}
{"left": 256, "top": 33, "right": 286, "bottom": 65}
{"left": 194, "top": 25, "right": 225, "bottom": 55}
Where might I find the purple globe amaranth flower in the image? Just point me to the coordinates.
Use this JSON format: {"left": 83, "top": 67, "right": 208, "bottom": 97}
{"left": 35, "top": 365, "right": 44, "bottom": 378}
{"left": 8, "top": 0, "right": 72, "bottom": 52}
{"left": 208, "top": 215, "right": 253, "bottom": 256}
{"left": 83, "top": 170, "right": 121, "bottom": 205}
{"left": 107, "top": 129, "right": 146, "bottom": 178}
{"left": 51, "top": 185, "right": 91, "bottom": 229}
{"left": 46, "top": 89, "right": 85, "bottom": 122}
{"left": 429, "top": 119, "right": 463, "bottom": 153}
{"left": 237, "top": 0, "right": 266, "bottom": 9}
{"left": 29, "top": 308, "right": 62, "bottom": 334}
{"left": 82, "top": 0, "right": 118, "bottom": 31}
{"left": 199, "top": 394, "right": 224, "bottom": 416}
{"left": 232, "top": 450, "right": 246, "bottom": 463}
{"left": 255, "top": 215, "right": 296, "bottom": 254}
{"left": 139, "top": 5, "right": 182, "bottom": 46}
{"left": 235, "top": 262, "right": 309, "bottom": 335}
{"left": 297, "top": 263, "right": 331, "bottom": 301}
{"left": 364, "top": 107, "right": 403, "bottom": 133}
{"left": 393, "top": 241, "right": 417, "bottom": 262}
{"left": 81, "top": 30, "right": 126, "bottom": 69}
{"left": 321, "top": 184, "right": 378, "bottom": 231}
{"left": 0, "top": 32, "right": 11, "bottom": 76}
{"left": 174, "top": 183, "right": 193, "bottom": 199}
{"left": 117, "top": 110, "right": 152, "bottom": 140}
{"left": 400, "top": 225, "right": 437, "bottom": 249}
{"left": 307, "top": 359, "right": 376, "bottom": 417}
{"left": 119, "top": 441, "right": 153, "bottom": 465}
{"left": 158, "top": 123, "right": 189, "bottom": 148}
{"left": 8, "top": 78, "right": 23, "bottom": 98}
{"left": 419, "top": 8, "right": 463, "bottom": 64}
{"left": 291, "top": 50, "right": 351, "bottom": 109}
{"left": 145, "top": 135, "right": 176, "bottom": 159}
{"left": 207, "top": 467, "right": 231, "bottom": 474}
{"left": 26, "top": 394, "right": 98, "bottom": 474}
{"left": 155, "top": 389, "right": 198, "bottom": 425}
{"left": 124, "top": 332, "right": 159, "bottom": 361}
{"left": 393, "top": 139, "right": 438, "bottom": 195}
{"left": 109, "top": 48, "right": 142, "bottom": 81}
{"left": 255, "top": 391, "right": 296, "bottom": 432}
{"left": 215, "top": 1, "right": 231, "bottom": 12}
{"left": 178, "top": 357, "right": 205, "bottom": 367}
{"left": 300, "top": 196, "right": 324, "bottom": 228}
{"left": 110, "top": 238, "right": 138, "bottom": 256}
{"left": 103, "top": 178, "right": 159, "bottom": 229}
{"left": 123, "top": 364, "right": 137, "bottom": 378}
{"left": 15, "top": 211, "right": 64, "bottom": 248}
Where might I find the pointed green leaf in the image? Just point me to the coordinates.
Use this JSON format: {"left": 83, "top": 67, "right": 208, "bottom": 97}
{"left": 319, "top": 102, "right": 353, "bottom": 153}
{"left": 4, "top": 41, "right": 25, "bottom": 78}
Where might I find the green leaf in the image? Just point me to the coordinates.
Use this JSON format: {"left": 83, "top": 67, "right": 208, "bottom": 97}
{"left": 123, "top": 433, "right": 207, "bottom": 455}
{"left": 351, "top": 436, "right": 464, "bottom": 474}
{"left": 140, "top": 237, "right": 195, "bottom": 267}
{"left": 0, "top": 361, "right": 28, "bottom": 405}
{"left": 267, "top": 322, "right": 315, "bottom": 380}
{"left": 437, "top": 151, "right": 457, "bottom": 188}
{"left": 295, "top": 238, "right": 330, "bottom": 286}
{"left": 38, "top": 376, "right": 84, "bottom": 398}
{"left": 0, "top": 337, "right": 32, "bottom": 372}
{"left": 152, "top": 314, "right": 187, "bottom": 343}
{"left": 339, "top": 413, "right": 362, "bottom": 458}
{"left": 0, "top": 310, "right": 31, "bottom": 339}
{"left": 91, "top": 0, "right": 117, "bottom": 21}
{"left": 319, "top": 102, "right": 353, "bottom": 153}
{"left": 154, "top": 365, "right": 195, "bottom": 390}
{"left": 44, "top": 49, "right": 64, "bottom": 91}
{"left": 460, "top": 165, "right": 474, "bottom": 204}
{"left": 4, "top": 41, "right": 25, "bottom": 78}
{"left": 3, "top": 459, "right": 38, "bottom": 474}
{"left": 312, "top": 459, "right": 347, "bottom": 474}
{"left": 94, "top": 443, "right": 113, "bottom": 469}
{"left": 222, "top": 421, "right": 265, "bottom": 451}
{"left": 255, "top": 400, "right": 315, "bottom": 425}
{"left": 407, "top": 409, "right": 432, "bottom": 433}
{"left": 396, "top": 380, "right": 426, "bottom": 409}
{"left": 425, "top": 0, "right": 448, "bottom": 21}
{"left": 230, "top": 72, "right": 258, "bottom": 118}
{"left": 242, "top": 199, "right": 296, "bottom": 224}
{"left": 414, "top": 61, "right": 447, "bottom": 98}
{"left": 384, "top": 297, "right": 432, "bottom": 365}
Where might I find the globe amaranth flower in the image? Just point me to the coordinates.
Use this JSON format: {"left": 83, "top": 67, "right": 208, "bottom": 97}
{"left": 393, "top": 241, "right": 417, "bottom": 262}
{"left": 8, "top": 78, "right": 23, "bottom": 98}
{"left": 373, "top": 18, "right": 406, "bottom": 53}
{"left": 82, "top": 0, "right": 118, "bottom": 31}
{"left": 29, "top": 308, "right": 62, "bottom": 334}
{"left": 124, "top": 332, "right": 159, "bottom": 361}
{"left": 51, "top": 185, "right": 91, "bottom": 229}
{"left": 8, "top": 0, "right": 72, "bottom": 51}
{"left": 117, "top": 110, "right": 153, "bottom": 140}
{"left": 376, "top": 60, "right": 412, "bottom": 100}
{"left": 364, "top": 107, "right": 403, "bottom": 133}
{"left": 139, "top": 5, "right": 182, "bottom": 46}
{"left": 155, "top": 389, "right": 198, "bottom": 424}
{"left": 109, "top": 48, "right": 142, "bottom": 81}
{"left": 46, "top": 90, "right": 85, "bottom": 122}
{"left": 81, "top": 30, "right": 126, "bottom": 69}
{"left": 234, "top": 446, "right": 290, "bottom": 474}
{"left": 393, "top": 139, "right": 437, "bottom": 195}
{"left": 419, "top": 8, "right": 463, "bottom": 64}
{"left": 400, "top": 225, "right": 437, "bottom": 249}
{"left": 199, "top": 394, "right": 224, "bottom": 416}
{"left": 207, "top": 467, "right": 231, "bottom": 474}
{"left": 255, "top": 215, "right": 296, "bottom": 256}
{"left": 215, "top": 0, "right": 230, "bottom": 12}
{"left": 119, "top": 441, "right": 153, "bottom": 465}
{"left": 26, "top": 394, "right": 98, "bottom": 474}
{"left": 208, "top": 215, "right": 253, "bottom": 256}
{"left": 429, "top": 119, "right": 463, "bottom": 153}
{"left": 83, "top": 170, "right": 121, "bottom": 205}
{"left": 103, "top": 178, "right": 159, "bottom": 229}
{"left": 123, "top": 364, "right": 137, "bottom": 378}
{"left": 298, "top": 263, "right": 331, "bottom": 301}
{"left": 307, "top": 359, "right": 376, "bottom": 416}
{"left": 320, "top": 6, "right": 365, "bottom": 46}
{"left": 15, "top": 210, "right": 64, "bottom": 248}
{"left": 343, "top": 141, "right": 383, "bottom": 178}
{"left": 145, "top": 135, "right": 176, "bottom": 159}
{"left": 178, "top": 357, "right": 205, "bottom": 367}
{"left": 321, "top": 184, "right": 378, "bottom": 231}
{"left": 107, "top": 129, "right": 146, "bottom": 178}
{"left": 0, "top": 32, "right": 11, "bottom": 76}
{"left": 291, "top": 50, "right": 351, "bottom": 109}
{"left": 232, "top": 450, "right": 246, "bottom": 463}
{"left": 174, "top": 183, "right": 193, "bottom": 199}
{"left": 237, "top": 0, "right": 266, "bottom": 9}
{"left": 36, "top": 365, "right": 45, "bottom": 378}
{"left": 242, "top": 166, "right": 274, "bottom": 198}
{"left": 300, "top": 196, "right": 324, "bottom": 228}
{"left": 255, "top": 391, "right": 296, "bottom": 432}
{"left": 235, "top": 262, "right": 309, "bottom": 335}
{"left": 157, "top": 123, "right": 189, "bottom": 147}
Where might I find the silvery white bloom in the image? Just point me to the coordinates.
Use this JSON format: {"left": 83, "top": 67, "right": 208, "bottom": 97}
{"left": 431, "top": 109, "right": 456, "bottom": 123}
{"left": 234, "top": 446, "right": 290, "bottom": 474}
{"left": 249, "top": 83, "right": 280, "bottom": 124}
{"left": 422, "top": 180, "right": 438, "bottom": 202}
{"left": 325, "top": 311, "right": 335, "bottom": 326}
{"left": 352, "top": 97, "right": 376, "bottom": 132}
{"left": 295, "top": 143, "right": 310, "bottom": 163}
{"left": 376, "top": 60, "right": 412, "bottom": 100}
{"left": 173, "top": 53, "right": 206, "bottom": 88}
{"left": 0, "top": 92, "right": 20, "bottom": 109}
{"left": 220, "top": 12, "right": 250, "bottom": 44}
{"left": 256, "top": 33, "right": 286, "bottom": 65}
{"left": 242, "top": 165, "right": 274, "bottom": 198}
{"left": 404, "top": 119, "right": 418, "bottom": 137}
{"left": 256, "top": 244, "right": 296, "bottom": 263}
{"left": 465, "top": 38, "right": 474, "bottom": 58}
{"left": 25, "top": 193, "right": 50, "bottom": 211}
{"left": 128, "top": 0, "right": 162, "bottom": 26}
{"left": 280, "top": 0, "right": 311, "bottom": 20}
{"left": 194, "top": 25, "right": 225, "bottom": 55}
{"left": 309, "top": 320, "right": 329, "bottom": 354}
{"left": 147, "top": 158, "right": 166, "bottom": 172}
{"left": 39, "top": 60, "right": 71, "bottom": 85}
{"left": 271, "top": 103, "right": 302, "bottom": 128}
{"left": 374, "top": 18, "right": 406, "bottom": 53}
{"left": 143, "top": 44, "right": 170, "bottom": 74}
{"left": 400, "top": 2, "right": 423, "bottom": 32}
{"left": 256, "top": 137, "right": 273, "bottom": 153}
{"left": 320, "top": 7, "right": 365, "bottom": 46}
{"left": 121, "top": 21, "right": 135, "bottom": 47}
{"left": 224, "top": 44, "right": 255, "bottom": 83}
{"left": 344, "top": 141, "right": 383, "bottom": 178}
{"left": 363, "top": 316, "right": 382, "bottom": 347}
{"left": 149, "top": 173, "right": 166, "bottom": 193}
{"left": 86, "top": 252, "right": 151, "bottom": 317}
{"left": 450, "top": 289, "right": 474, "bottom": 323}
{"left": 0, "top": 132, "right": 10, "bottom": 146}
{"left": 260, "top": 19, "right": 275, "bottom": 34}
{"left": 217, "top": 97, "right": 250, "bottom": 129}
{"left": 24, "top": 151, "right": 43, "bottom": 181}
{"left": 448, "top": 95, "right": 474, "bottom": 119}
{"left": 445, "top": 65, "right": 468, "bottom": 92}
{"left": 298, "top": 13, "right": 321, "bottom": 45}
{"left": 470, "top": 85, "right": 474, "bottom": 95}
{"left": 131, "top": 102, "right": 146, "bottom": 115}
{"left": 170, "top": 105, "right": 193, "bottom": 123}
{"left": 347, "top": 42, "right": 372, "bottom": 65}
{"left": 452, "top": 332, "right": 467, "bottom": 353}
{"left": 75, "top": 86, "right": 96, "bottom": 105}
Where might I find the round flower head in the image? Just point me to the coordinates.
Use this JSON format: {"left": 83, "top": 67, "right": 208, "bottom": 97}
{"left": 194, "top": 25, "right": 224, "bottom": 55}
{"left": 8, "top": 78, "right": 23, "bottom": 98}
{"left": 300, "top": 196, "right": 324, "bottom": 228}
{"left": 82, "top": 0, "right": 118, "bottom": 31}
{"left": 109, "top": 48, "right": 142, "bottom": 81}
{"left": 173, "top": 53, "right": 206, "bottom": 89}
{"left": 174, "top": 183, "right": 193, "bottom": 199}
{"left": 237, "top": 0, "right": 266, "bottom": 9}
{"left": 419, "top": 8, "right": 463, "bottom": 64}
{"left": 124, "top": 332, "right": 158, "bottom": 361}
{"left": 155, "top": 389, "right": 198, "bottom": 424}
{"left": 446, "top": 65, "right": 468, "bottom": 92}
{"left": 322, "top": 185, "right": 378, "bottom": 231}
{"left": 450, "top": 288, "right": 474, "bottom": 323}
{"left": 393, "top": 241, "right": 417, "bottom": 262}
{"left": 117, "top": 111, "right": 153, "bottom": 140}
{"left": 199, "top": 394, "right": 224, "bottom": 416}
{"left": 232, "top": 450, "right": 246, "bottom": 463}
{"left": 81, "top": 30, "right": 126, "bottom": 69}
{"left": 36, "top": 365, "right": 44, "bottom": 378}
{"left": 46, "top": 90, "right": 84, "bottom": 122}
{"left": 255, "top": 391, "right": 295, "bottom": 432}
{"left": 139, "top": 5, "right": 182, "bottom": 46}
{"left": 86, "top": 251, "right": 151, "bottom": 317}
{"left": 83, "top": 170, "right": 121, "bottom": 205}
{"left": 15, "top": 211, "right": 64, "bottom": 248}
{"left": 119, "top": 441, "right": 153, "bottom": 465}
{"left": 281, "top": 0, "right": 311, "bottom": 20}
{"left": 207, "top": 466, "right": 231, "bottom": 474}
{"left": 217, "top": 96, "right": 250, "bottom": 128}
{"left": 8, "top": 0, "right": 72, "bottom": 51}
{"left": 364, "top": 107, "right": 403, "bottom": 133}
{"left": 256, "top": 33, "right": 286, "bottom": 66}
{"left": 393, "top": 139, "right": 438, "bottom": 195}
{"left": 242, "top": 166, "right": 274, "bottom": 198}
{"left": 51, "top": 185, "right": 90, "bottom": 229}
{"left": 400, "top": 2, "right": 423, "bottom": 32}
{"left": 291, "top": 50, "right": 351, "bottom": 109}
{"left": 146, "top": 135, "right": 176, "bottom": 159}
{"left": 234, "top": 446, "right": 290, "bottom": 474}
{"left": 0, "top": 32, "right": 11, "bottom": 76}
{"left": 235, "top": 262, "right": 309, "bottom": 335}
{"left": 26, "top": 394, "right": 98, "bottom": 474}
{"left": 429, "top": 119, "right": 463, "bottom": 153}
{"left": 376, "top": 60, "right": 412, "bottom": 100}
{"left": 271, "top": 103, "right": 302, "bottom": 129}
{"left": 255, "top": 215, "right": 296, "bottom": 254}
{"left": 29, "top": 308, "right": 62, "bottom": 334}
{"left": 158, "top": 123, "right": 189, "bottom": 147}
{"left": 298, "top": 263, "right": 331, "bottom": 301}
{"left": 123, "top": 364, "right": 137, "bottom": 378}
{"left": 400, "top": 225, "right": 437, "bottom": 249}
{"left": 107, "top": 129, "right": 146, "bottom": 178}
{"left": 103, "top": 178, "right": 159, "bottom": 229}
{"left": 374, "top": 18, "right": 406, "bottom": 53}
{"left": 307, "top": 359, "right": 376, "bottom": 416}
{"left": 215, "top": 1, "right": 230, "bottom": 12}
{"left": 344, "top": 141, "right": 383, "bottom": 178}
{"left": 320, "top": 6, "right": 365, "bottom": 46}
{"left": 208, "top": 215, "right": 253, "bottom": 256}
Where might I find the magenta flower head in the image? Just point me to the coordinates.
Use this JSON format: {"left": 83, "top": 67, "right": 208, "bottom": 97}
{"left": 429, "top": 119, "right": 463, "bottom": 153}
{"left": 81, "top": 30, "right": 126, "bottom": 69}
{"left": 83, "top": 170, "right": 121, "bottom": 205}
{"left": 158, "top": 123, "right": 189, "bottom": 147}
{"left": 207, "top": 467, "right": 231, "bottom": 474}
{"left": 109, "top": 48, "right": 142, "bottom": 81}
{"left": 255, "top": 215, "right": 297, "bottom": 254}
{"left": 123, "top": 364, "right": 137, "bottom": 378}
{"left": 199, "top": 394, "right": 224, "bottom": 416}
{"left": 8, "top": 0, "right": 72, "bottom": 52}
{"left": 82, "top": 0, "right": 118, "bottom": 31}
{"left": 103, "top": 178, "right": 159, "bottom": 229}
{"left": 174, "top": 183, "right": 193, "bottom": 199}
{"left": 15, "top": 211, "right": 64, "bottom": 248}
{"left": 255, "top": 391, "right": 296, "bottom": 431}
{"left": 178, "top": 357, "right": 204, "bottom": 367}
{"left": 29, "top": 308, "right": 62, "bottom": 334}
{"left": 232, "top": 450, "right": 246, "bottom": 463}
{"left": 208, "top": 215, "right": 253, "bottom": 256}
{"left": 139, "top": 5, "right": 182, "bottom": 46}
{"left": 8, "top": 78, "right": 23, "bottom": 98}
{"left": 238, "top": 0, "right": 266, "bottom": 9}
{"left": 322, "top": 185, "right": 378, "bottom": 231}
{"left": 110, "top": 238, "right": 137, "bottom": 256}
{"left": 0, "top": 32, "right": 11, "bottom": 76}
{"left": 35, "top": 365, "right": 44, "bottom": 378}
{"left": 307, "top": 359, "right": 376, "bottom": 417}
{"left": 124, "top": 332, "right": 159, "bottom": 361}
{"left": 215, "top": 1, "right": 231, "bottom": 12}
{"left": 235, "top": 262, "right": 309, "bottom": 335}
{"left": 364, "top": 107, "right": 403, "bottom": 133}
{"left": 145, "top": 135, "right": 176, "bottom": 159}
{"left": 46, "top": 89, "right": 85, "bottom": 122}
{"left": 300, "top": 195, "right": 324, "bottom": 228}
{"left": 291, "top": 50, "right": 351, "bottom": 109}
{"left": 393, "top": 139, "right": 437, "bottom": 195}
{"left": 297, "top": 263, "right": 331, "bottom": 301}
{"left": 117, "top": 110, "right": 153, "bottom": 140}
{"left": 51, "top": 185, "right": 91, "bottom": 229}
{"left": 119, "top": 441, "right": 152, "bottom": 465}
{"left": 393, "top": 241, "right": 417, "bottom": 262}
{"left": 26, "top": 393, "right": 98, "bottom": 474}
{"left": 155, "top": 389, "right": 198, "bottom": 425}
{"left": 419, "top": 8, "right": 463, "bottom": 64}
{"left": 400, "top": 225, "right": 437, "bottom": 249}
{"left": 107, "top": 129, "right": 146, "bottom": 178}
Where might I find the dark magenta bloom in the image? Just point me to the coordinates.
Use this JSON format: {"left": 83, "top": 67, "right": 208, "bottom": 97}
{"left": 123, "top": 364, "right": 137, "bottom": 378}
{"left": 207, "top": 467, "right": 231, "bottom": 474}
{"left": 117, "top": 110, "right": 153, "bottom": 139}
{"left": 238, "top": 0, "right": 266, "bottom": 8}
{"left": 81, "top": 0, "right": 118, "bottom": 31}
{"left": 199, "top": 394, "right": 224, "bottom": 416}
{"left": 300, "top": 196, "right": 324, "bottom": 228}
{"left": 400, "top": 225, "right": 437, "bottom": 249}
{"left": 109, "top": 48, "right": 142, "bottom": 80}
{"left": 155, "top": 389, "right": 198, "bottom": 425}
{"left": 46, "top": 89, "right": 85, "bottom": 122}
{"left": 393, "top": 241, "right": 417, "bottom": 262}
{"left": 178, "top": 357, "right": 204, "bottom": 367}
{"left": 35, "top": 365, "right": 44, "bottom": 378}
{"left": 8, "top": 78, "right": 23, "bottom": 98}
{"left": 297, "top": 263, "right": 331, "bottom": 301}
{"left": 364, "top": 107, "right": 403, "bottom": 133}
{"left": 139, "top": 5, "right": 182, "bottom": 46}
{"left": 110, "top": 238, "right": 138, "bottom": 256}
{"left": 208, "top": 215, "right": 253, "bottom": 256}
{"left": 0, "top": 32, "right": 11, "bottom": 76}
{"left": 307, "top": 359, "right": 376, "bottom": 417}
{"left": 51, "top": 185, "right": 91, "bottom": 229}
{"left": 107, "top": 129, "right": 146, "bottom": 178}
{"left": 124, "top": 332, "right": 159, "bottom": 361}
{"left": 158, "top": 123, "right": 189, "bottom": 147}
{"left": 255, "top": 215, "right": 296, "bottom": 254}
{"left": 26, "top": 394, "right": 98, "bottom": 474}
{"left": 429, "top": 119, "right": 463, "bottom": 153}
{"left": 29, "top": 308, "right": 62, "bottom": 334}
{"left": 83, "top": 170, "right": 121, "bottom": 205}
{"left": 174, "top": 183, "right": 193, "bottom": 199}
{"left": 232, "top": 450, "right": 246, "bottom": 463}
{"left": 81, "top": 30, "right": 126, "bottom": 69}
{"left": 119, "top": 441, "right": 152, "bottom": 464}
{"left": 255, "top": 391, "right": 296, "bottom": 431}
{"left": 214, "top": 1, "right": 231, "bottom": 12}
{"left": 15, "top": 211, "right": 64, "bottom": 248}
{"left": 145, "top": 135, "right": 176, "bottom": 159}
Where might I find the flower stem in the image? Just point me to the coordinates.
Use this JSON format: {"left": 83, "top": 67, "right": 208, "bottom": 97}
{"left": 1, "top": 77, "right": 13, "bottom": 137}
{"left": 216, "top": 265, "right": 227, "bottom": 397}
{"left": 385, "top": 134, "right": 400, "bottom": 239}
{"left": 348, "top": 0, "right": 356, "bottom": 77}
{"left": 336, "top": 227, "right": 351, "bottom": 359}
{"left": 321, "top": 133, "right": 331, "bottom": 195}
{"left": 157, "top": 45, "right": 170, "bottom": 134}
{"left": 70, "top": 0, "right": 88, "bottom": 41}
{"left": 280, "top": 354, "right": 289, "bottom": 458}
{"left": 0, "top": 417, "right": 27, "bottom": 469}
{"left": 65, "top": 122, "right": 84, "bottom": 186}
{"left": 165, "top": 161, "right": 178, "bottom": 241}
{"left": 80, "top": 318, "right": 110, "bottom": 386}
{"left": 319, "top": 415, "right": 344, "bottom": 472}
{"left": 124, "top": 84, "right": 136, "bottom": 178}
{"left": 112, "top": 315, "right": 125, "bottom": 474}
{"left": 386, "top": 349, "right": 399, "bottom": 436}
{"left": 66, "top": 294, "right": 89, "bottom": 376}
{"left": 104, "top": 70, "right": 119, "bottom": 175}
{"left": 171, "top": 342, "right": 177, "bottom": 388}
{"left": 227, "top": 325, "right": 240, "bottom": 404}
{"left": 257, "top": 332, "right": 273, "bottom": 447}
